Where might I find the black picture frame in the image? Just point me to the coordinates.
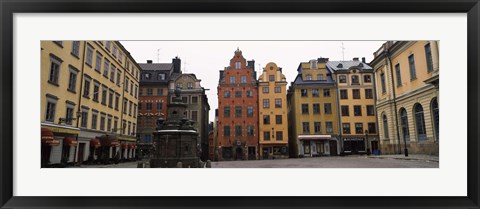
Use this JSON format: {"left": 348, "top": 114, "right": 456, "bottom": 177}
{"left": 1, "top": 0, "right": 479, "bottom": 208}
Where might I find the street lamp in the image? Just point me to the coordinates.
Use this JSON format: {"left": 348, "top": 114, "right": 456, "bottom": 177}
{"left": 364, "top": 129, "right": 370, "bottom": 156}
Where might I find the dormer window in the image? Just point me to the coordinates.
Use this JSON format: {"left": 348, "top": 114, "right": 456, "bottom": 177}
{"left": 235, "top": 62, "right": 241, "bottom": 69}
{"left": 310, "top": 60, "right": 318, "bottom": 69}
{"left": 337, "top": 63, "right": 343, "bottom": 68}
{"left": 158, "top": 73, "right": 165, "bottom": 80}
{"left": 305, "top": 74, "right": 312, "bottom": 80}
{"left": 145, "top": 73, "right": 150, "bottom": 79}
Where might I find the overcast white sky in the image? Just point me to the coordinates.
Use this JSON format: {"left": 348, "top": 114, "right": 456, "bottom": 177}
{"left": 120, "top": 41, "right": 385, "bottom": 122}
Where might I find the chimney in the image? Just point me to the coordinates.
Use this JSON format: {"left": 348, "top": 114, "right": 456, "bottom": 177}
{"left": 362, "top": 57, "right": 366, "bottom": 63}
{"left": 353, "top": 57, "right": 359, "bottom": 61}
{"left": 247, "top": 60, "right": 255, "bottom": 71}
{"left": 317, "top": 57, "right": 329, "bottom": 63}
{"left": 147, "top": 60, "right": 153, "bottom": 64}
{"left": 172, "top": 56, "right": 181, "bottom": 73}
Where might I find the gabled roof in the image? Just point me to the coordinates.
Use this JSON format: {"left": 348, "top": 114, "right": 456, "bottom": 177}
{"left": 138, "top": 63, "right": 174, "bottom": 71}
{"left": 326, "top": 60, "right": 373, "bottom": 72}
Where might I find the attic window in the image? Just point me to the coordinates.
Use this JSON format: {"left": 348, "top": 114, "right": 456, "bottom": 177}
{"left": 358, "top": 63, "right": 364, "bottom": 67}
{"left": 337, "top": 63, "right": 343, "bottom": 68}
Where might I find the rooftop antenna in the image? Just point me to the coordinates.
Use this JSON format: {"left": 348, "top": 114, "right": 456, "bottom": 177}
{"left": 341, "top": 42, "right": 346, "bottom": 61}
{"left": 183, "top": 59, "right": 188, "bottom": 73}
{"left": 156, "top": 48, "right": 162, "bottom": 63}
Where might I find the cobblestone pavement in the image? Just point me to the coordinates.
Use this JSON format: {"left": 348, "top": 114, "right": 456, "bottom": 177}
{"left": 68, "top": 155, "right": 438, "bottom": 168}
{"left": 211, "top": 155, "right": 439, "bottom": 168}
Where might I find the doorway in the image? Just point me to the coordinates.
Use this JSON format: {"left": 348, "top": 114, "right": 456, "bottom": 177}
{"left": 77, "top": 143, "right": 85, "bottom": 164}
{"left": 235, "top": 147, "right": 243, "bottom": 160}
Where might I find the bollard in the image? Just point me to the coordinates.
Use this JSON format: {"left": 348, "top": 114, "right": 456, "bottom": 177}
{"left": 176, "top": 162, "right": 183, "bottom": 168}
{"left": 206, "top": 160, "right": 212, "bottom": 168}
{"left": 137, "top": 162, "right": 144, "bottom": 168}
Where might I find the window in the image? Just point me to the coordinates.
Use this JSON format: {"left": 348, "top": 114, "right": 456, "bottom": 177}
{"left": 247, "top": 106, "right": 254, "bottom": 117}
{"left": 234, "top": 126, "right": 242, "bottom": 136}
{"left": 368, "top": 123, "right": 376, "bottom": 134}
{"left": 229, "top": 76, "right": 236, "bottom": 84}
{"left": 105, "top": 41, "right": 111, "bottom": 51}
{"left": 224, "top": 91, "right": 230, "bottom": 98}
{"left": 354, "top": 105, "right": 362, "bottom": 116}
{"left": 342, "top": 123, "right": 351, "bottom": 134}
{"left": 414, "top": 103, "right": 427, "bottom": 141}
{"left": 341, "top": 105, "right": 349, "bottom": 116}
{"left": 115, "top": 93, "right": 120, "bottom": 110}
{"left": 138, "top": 103, "right": 142, "bottom": 111}
{"left": 95, "top": 53, "right": 102, "bottom": 72}
{"left": 408, "top": 54, "right": 417, "bottom": 80}
{"left": 71, "top": 41, "right": 80, "bottom": 57}
{"left": 123, "top": 99, "right": 128, "bottom": 113}
{"left": 355, "top": 123, "right": 363, "bottom": 134}
{"left": 113, "top": 118, "right": 118, "bottom": 133}
{"left": 246, "top": 90, "right": 253, "bottom": 97}
{"left": 130, "top": 83, "right": 133, "bottom": 96}
{"left": 425, "top": 43, "right": 434, "bottom": 72}
{"left": 383, "top": 114, "right": 389, "bottom": 139}
{"left": 312, "top": 89, "right": 319, "bottom": 97}
{"left": 235, "top": 62, "right": 241, "bottom": 69}
{"left": 110, "top": 65, "right": 115, "bottom": 82}
{"left": 235, "top": 106, "right": 242, "bottom": 117}
{"left": 182, "top": 96, "right": 188, "bottom": 104}
{"left": 380, "top": 73, "right": 387, "bottom": 93}
{"left": 340, "top": 89, "right": 348, "bottom": 99}
{"left": 324, "top": 103, "right": 332, "bottom": 114}
{"left": 262, "top": 87, "right": 269, "bottom": 93}
{"left": 91, "top": 112, "right": 98, "bottom": 130}
{"left": 247, "top": 126, "right": 254, "bottom": 136}
{"left": 275, "top": 115, "right": 282, "bottom": 124}
{"left": 67, "top": 68, "right": 78, "bottom": 92}
{"left": 351, "top": 75, "right": 360, "bottom": 85}
{"left": 301, "top": 89, "right": 308, "bottom": 97}
{"left": 116, "top": 70, "right": 121, "bottom": 86}
{"left": 99, "top": 114, "right": 106, "bottom": 131}
{"left": 263, "top": 115, "right": 270, "bottom": 125}
{"left": 364, "top": 75, "right": 372, "bottom": 83}
{"left": 400, "top": 108, "right": 410, "bottom": 142}
{"left": 306, "top": 74, "right": 312, "bottom": 80}
{"left": 146, "top": 102, "right": 152, "bottom": 111}
{"left": 224, "top": 106, "right": 230, "bottom": 117}
{"left": 191, "top": 111, "right": 198, "bottom": 122}
{"left": 101, "top": 86, "right": 107, "bottom": 105}
{"left": 339, "top": 75, "right": 347, "bottom": 83}
{"left": 395, "top": 64, "right": 402, "bottom": 86}
{"left": 263, "top": 131, "right": 271, "bottom": 141}
{"left": 365, "top": 89, "right": 373, "bottom": 99}
{"left": 301, "top": 104, "right": 309, "bottom": 114}
{"left": 276, "top": 131, "right": 283, "bottom": 141}
{"left": 147, "top": 88, "right": 153, "bottom": 96}
{"left": 93, "top": 82, "right": 99, "bottom": 102}
{"left": 48, "top": 56, "right": 61, "bottom": 85}
{"left": 157, "top": 88, "right": 163, "bottom": 96}
{"left": 103, "top": 59, "right": 110, "bottom": 77}
{"left": 83, "top": 77, "right": 91, "bottom": 98}
{"left": 112, "top": 46, "right": 117, "bottom": 58}
{"left": 108, "top": 90, "right": 114, "bottom": 108}
{"left": 431, "top": 98, "right": 439, "bottom": 141}
{"left": 191, "top": 96, "right": 198, "bottom": 104}
{"left": 366, "top": 105, "right": 375, "bottom": 116}
{"left": 224, "top": 126, "right": 230, "bottom": 136}
{"left": 128, "top": 101, "right": 133, "bottom": 116}
{"left": 107, "top": 116, "right": 112, "bottom": 132}
{"left": 326, "top": 122, "right": 333, "bottom": 133}
{"left": 302, "top": 122, "right": 310, "bottom": 133}
{"left": 263, "top": 99, "right": 270, "bottom": 108}
{"left": 45, "top": 99, "right": 57, "bottom": 122}
{"left": 314, "top": 122, "right": 321, "bottom": 133}
{"left": 352, "top": 89, "right": 360, "bottom": 99}
{"left": 122, "top": 120, "right": 126, "bottom": 135}
{"left": 323, "top": 89, "right": 330, "bottom": 97}
{"left": 317, "top": 74, "right": 324, "bottom": 80}
{"left": 275, "top": 98, "right": 282, "bottom": 108}
{"left": 310, "top": 60, "right": 317, "bottom": 69}
{"left": 158, "top": 73, "right": 165, "bottom": 80}
{"left": 86, "top": 45, "right": 93, "bottom": 66}
{"left": 274, "top": 87, "right": 281, "bottom": 93}
{"left": 156, "top": 102, "right": 163, "bottom": 111}
{"left": 125, "top": 78, "right": 129, "bottom": 92}
{"left": 53, "top": 41, "right": 63, "bottom": 46}
{"left": 187, "top": 82, "right": 193, "bottom": 89}
{"left": 313, "top": 103, "right": 320, "bottom": 114}
{"left": 269, "top": 75, "right": 275, "bottom": 81}
{"left": 118, "top": 53, "right": 123, "bottom": 63}
{"left": 240, "top": 75, "right": 247, "bottom": 83}
{"left": 235, "top": 91, "right": 242, "bottom": 98}
{"left": 128, "top": 122, "right": 131, "bottom": 135}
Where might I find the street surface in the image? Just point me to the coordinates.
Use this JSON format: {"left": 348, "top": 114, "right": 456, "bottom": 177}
{"left": 71, "top": 155, "right": 438, "bottom": 168}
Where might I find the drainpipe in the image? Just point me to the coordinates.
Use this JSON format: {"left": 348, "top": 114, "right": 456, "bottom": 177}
{"left": 334, "top": 74, "right": 343, "bottom": 155}
{"left": 385, "top": 47, "right": 403, "bottom": 156}
{"left": 74, "top": 41, "right": 87, "bottom": 164}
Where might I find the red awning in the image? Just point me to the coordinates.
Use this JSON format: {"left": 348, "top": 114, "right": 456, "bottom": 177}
{"left": 64, "top": 137, "right": 78, "bottom": 147}
{"left": 90, "top": 138, "right": 101, "bottom": 148}
{"left": 121, "top": 143, "right": 128, "bottom": 149}
{"left": 99, "top": 135, "right": 120, "bottom": 147}
{"left": 128, "top": 144, "right": 134, "bottom": 149}
{"left": 41, "top": 128, "right": 60, "bottom": 146}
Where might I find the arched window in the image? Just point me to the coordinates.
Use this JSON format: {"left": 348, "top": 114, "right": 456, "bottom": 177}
{"left": 431, "top": 98, "right": 439, "bottom": 141}
{"left": 382, "top": 114, "right": 389, "bottom": 139}
{"left": 414, "top": 103, "right": 427, "bottom": 141}
{"left": 400, "top": 108, "right": 410, "bottom": 142}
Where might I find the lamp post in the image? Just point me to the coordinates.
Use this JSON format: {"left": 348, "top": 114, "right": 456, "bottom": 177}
{"left": 364, "top": 129, "right": 370, "bottom": 156}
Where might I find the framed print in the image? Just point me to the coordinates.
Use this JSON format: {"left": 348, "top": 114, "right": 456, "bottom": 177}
{"left": 1, "top": 0, "right": 479, "bottom": 208}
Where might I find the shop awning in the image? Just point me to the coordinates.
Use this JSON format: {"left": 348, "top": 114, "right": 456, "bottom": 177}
{"left": 63, "top": 136, "right": 78, "bottom": 147}
{"left": 90, "top": 138, "right": 101, "bottom": 148}
{"left": 41, "top": 128, "right": 60, "bottom": 146}
{"left": 121, "top": 143, "right": 128, "bottom": 149}
{"left": 298, "top": 135, "right": 332, "bottom": 140}
{"left": 99, "top": 135, "right": 120, "bottom": 147}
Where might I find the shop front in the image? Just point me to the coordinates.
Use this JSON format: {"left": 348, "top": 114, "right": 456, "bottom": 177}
{"left": 342, "top": 137, "right": 366, "bottom": 155}
{"left": 41, "top": 124, "right": 80, "bottom": 167}
{"left": 298, "top": 135, "right": 336, "bottom": 157}
{"left": 260, "top": 144, "right": 289, "bottom": 159}
{"left": 97, "top": 135, "right": 120, "bottom": 164}
{"left": 41, "top": 128, "right": 60, "bottom": 168}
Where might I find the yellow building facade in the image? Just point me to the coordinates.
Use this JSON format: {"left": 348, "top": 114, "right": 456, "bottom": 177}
{"left": 41, "top": 41, "right": 140, "bottom": 167}
{"left": 327, "top": 59, "right": 379, "bottom": 155}
{"left": 258, "top": 62, "right": 289, "bottom": 159}
{"left": 288, "top": 58, "right": 340, "bottom": 157}
{"left": 370, "top": 41, "right": 439, "bottom": 155}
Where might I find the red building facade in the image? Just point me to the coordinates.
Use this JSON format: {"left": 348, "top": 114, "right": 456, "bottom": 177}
{"left": 217, "top": 49, "right": 258, "bottom": 160}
